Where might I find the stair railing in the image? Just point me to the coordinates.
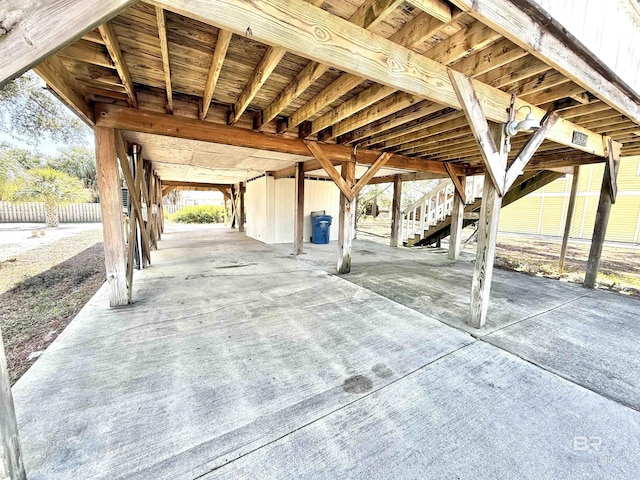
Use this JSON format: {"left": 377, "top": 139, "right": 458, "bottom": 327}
{"left": 400, "top": 175, "right": 485, "bottom": 243}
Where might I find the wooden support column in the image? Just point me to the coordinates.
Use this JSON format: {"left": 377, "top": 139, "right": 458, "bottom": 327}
{"left": 0, "top": 328, "right": 25, "bottom": 480}
{"left": 390, "top": 174, "right": 402, "bottom": 247}
{"left": 294, "top": 162, "right": 305, "bottom": 254}
{"left": 585, "top": 140, "right": 620, "bottom": 287}
{"left": 238, "top": 182, "right": 246, "bottom": 233}
{"left": 337, "top": 160, "right": 356, "bottom": 274}
{"left": 448, "top": 178, "right": 465, "bottom": 260}
{"left": 559, "top": 166, "right": 580, "bottom": 273}
{"left": 95, "top": 126, "right": 128, "bottom": 306}
{"left": 469, "top": 123, "right": 506, "bottom": 328}
{"left": 230, "top": 184, "right": 237, "bottom": 229}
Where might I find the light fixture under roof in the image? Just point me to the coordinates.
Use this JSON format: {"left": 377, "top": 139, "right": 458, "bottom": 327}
{"left": 506, "top": 105, "right": 541, "bottom": 137}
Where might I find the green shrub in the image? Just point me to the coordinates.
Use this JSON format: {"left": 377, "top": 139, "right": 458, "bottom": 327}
{"left": 170, "top": 205, "right": 226, "bottom": 223}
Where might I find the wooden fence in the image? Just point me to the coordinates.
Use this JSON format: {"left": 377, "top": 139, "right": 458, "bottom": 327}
{"left": 0, "top": 202, "right": 186, "bottom": 223}
{"left": 0, "top": 201, "right": 101, "bottom": 223}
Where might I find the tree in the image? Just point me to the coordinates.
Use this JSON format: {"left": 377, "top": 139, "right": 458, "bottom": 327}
{"left": 0, "top": 72, "right": 89, "bottom": 146}
{"left": 0, "top": 145, "right": 45, "bottom": 200}
{"left": 11, "top": 168, "right": 91, "bottom": 227}
{"left": 167, "top": 189, "right": 182, "bottom": 205}
{"left": 47, "top": 146, "right": 98, "bottom": 200}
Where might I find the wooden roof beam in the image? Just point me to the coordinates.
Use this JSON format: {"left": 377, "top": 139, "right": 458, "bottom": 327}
{"left": 200, "top": 30, "right": 232, "bottom": 120}
{"left": 255, "top": 0, "right": 405, "bottom": 130}
{"left": 155, "top": 7, "right": 173, "bottom": 113}
{"left": 162, "top": 181, "right": 233, "bottom": 189}
{"left": 0, "top": 0, "right": 134, "bottom": 86}
{"left": 279, "top": 4, "right": 461, "bottom": 135}
{"left": 406, "top": 0, "right": 453, "bottom": 23}
{"left": 95, "top": 103, "right": 464, "bottom": 177}
{"left": 449, "top": 0, "right": 640, "bottom": 125}
{"left": 314, "top": 20, "right": 501, "bottom": 141}
{"left": 34, "top": 55, "right": 95, "bottom": 126}
{"left": 339, "top": 39, "right": 529, "bottom": 145}
{"left": 98, "top": 21, "right": 137, "bottom": 107}
{"left": 228, "top": 45, "right": 287, "bottom": 124}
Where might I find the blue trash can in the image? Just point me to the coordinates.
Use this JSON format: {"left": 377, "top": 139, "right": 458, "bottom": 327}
{"left": 311, "top": 215, "right": 332, "bottom": 244}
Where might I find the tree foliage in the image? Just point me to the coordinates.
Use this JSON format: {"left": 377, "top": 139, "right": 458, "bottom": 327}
{"left": 46, "top": 146, "right": 97, "bottom": 200}
{"left": 0, "top": 72, "right": 89, "bottom": 146}
{"left": 10, "top": 167, "right": 92, "bottom": 226}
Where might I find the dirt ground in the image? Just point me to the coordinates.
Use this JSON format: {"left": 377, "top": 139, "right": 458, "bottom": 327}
{"left": 494, "top": 234, "right": 640, "bottom": 297}
{"left": 0, "top": 228, "right": 105, "bottom": 384}
{"left": 357, "top": 218, "right": 640, "bottom": 297}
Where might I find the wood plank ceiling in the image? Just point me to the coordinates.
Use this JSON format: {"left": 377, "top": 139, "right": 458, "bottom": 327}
{"left": 49, "top": 0, "right": 640, "bottom": 183}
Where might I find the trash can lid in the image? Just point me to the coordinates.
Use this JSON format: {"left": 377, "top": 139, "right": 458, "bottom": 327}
{"left": 313, "top": 215, "right": 332, "bottom": 225}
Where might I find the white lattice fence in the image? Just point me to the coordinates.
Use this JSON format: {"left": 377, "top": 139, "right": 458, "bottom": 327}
{"left": 0, "top": 201, "right": 102, "bottom": 223}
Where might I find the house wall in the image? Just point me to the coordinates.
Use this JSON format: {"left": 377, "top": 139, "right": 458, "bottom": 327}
{"left": 499, "top": 156, "right": 640, "bottom": 243}
{"left": 246, "top": 176, "right": 340, "bottom": 244}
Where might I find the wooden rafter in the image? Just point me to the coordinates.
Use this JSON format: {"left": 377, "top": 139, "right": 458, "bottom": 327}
{"left": 98, "top": 21, "right": 137, "bottom": 107}
{"left": 256, "top": 0, "right": 405, "bottom": 130}
{"left": 0, "top": 0, "right": 135, "bottom": 86}
{"left": 310, "top": 84, "right": 396, "bottom": 138}
{"left": 200, "top": 29, "right": 232, "bottom": 120}
{"left": 228, "top": 45, "right": 287, "bottom": 124}
{"left": 340, "top": 39, "right": 527, "bottom": 145}
{"left": 153, "top": 0, "right": 609, "bottom": 158}
{"left": 34, "top": 55, "right": 95, "bottom": 126}
{"left": 451, "top": 0, "right": 640, "bottom": 126}
{"left": 286, "top": 3, "right": 461, "bottom": 136}
{"left": 315, "top": 20, "right": 500, "bottom": 141}
{"left": 155, "top": 7, "right": 173, "bottom": 113}
{"left": 407, "top": 0, "right": 453, "bottom": 22}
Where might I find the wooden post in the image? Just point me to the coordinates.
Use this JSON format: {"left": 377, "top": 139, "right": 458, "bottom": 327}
{"left": 584, "top": 161, "right": 617, "bottom": 288}
{"left": 95, "top": 126, "right": 128, "bottom": 307}
{"left": 337, "top": 160, "right": 356, "bottom": 273}
{"left": 230, "top": 184, "right": 237, "bottom": 229}
{"left": 390, "top": 174, "right": 402, "bottom": 247}
{"left": 294, "top": 162, "right": 305, "bottom": 254}
{"left": 469, "top": 123, "right": 506, "bottom": 328}
{"left": 0, "top": 329, "right": 26, "bottom": 480}
{"left": 238, "top": 182, "right": 246, "bottom": 233}
{"left": 223, "top": 193, "right": 229, "bottom": 224}
{"left": 448, "top": 178, "right": 465, "bottom": 260}
{"left": 559, "top": 166, "right": 580, "bottom": 273}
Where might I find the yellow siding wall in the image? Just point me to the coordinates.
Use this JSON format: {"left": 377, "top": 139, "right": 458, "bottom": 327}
{"left": 499, "top": 156, "right": 640, "bottom": 244}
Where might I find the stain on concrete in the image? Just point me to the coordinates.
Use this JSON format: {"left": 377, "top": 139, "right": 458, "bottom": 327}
{"left": 214, "top": 263, "right": 257, "bottom": 269}
{"left": 342, "top": 375, "right": 373, "bottom": 394}
{"left": 371, "top": 363, "right": 393, "bottom": 379}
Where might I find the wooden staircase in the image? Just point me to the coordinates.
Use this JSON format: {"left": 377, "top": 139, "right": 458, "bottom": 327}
{"left": 401, "top": 170, "right": 565, "bottom": 247}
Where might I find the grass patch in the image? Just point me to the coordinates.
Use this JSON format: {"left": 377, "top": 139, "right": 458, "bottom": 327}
{"left": 0, "top": 243, "right": 106, "bottom": 384}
